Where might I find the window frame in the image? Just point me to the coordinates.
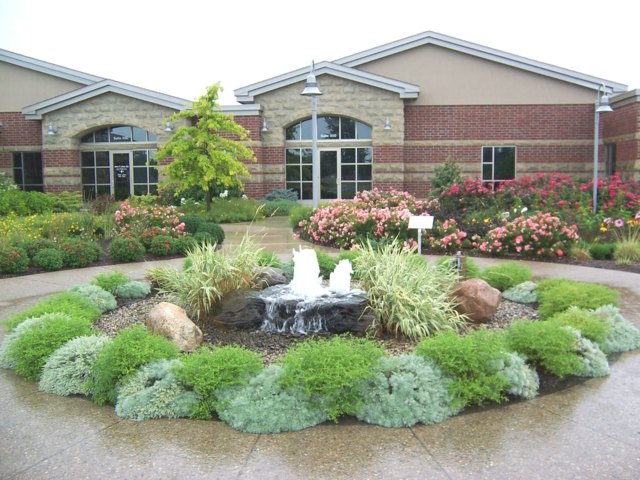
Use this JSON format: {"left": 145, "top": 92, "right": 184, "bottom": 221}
{"left": 481, "top": 146, "right": 516, "bottom": 189}
{"left": 12, "top": 152, "right": 44, "bottom": 191}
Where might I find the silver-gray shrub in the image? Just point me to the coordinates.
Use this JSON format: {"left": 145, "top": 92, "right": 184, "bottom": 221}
{"left": 114, "top": 281, "right": 151, "bottom": 299}
{"left": 355, "top": 354, "right": 457, "bottom": 427}
{"left": 564, "top": 327, "right": 610, "bottom": 377}
{"left": 217, "top": 364, "right": 328, "bottom": 433}
{"left": 38, "top": 335, "right": 111, "bottom": 396}
{"left": 493, "top": 352, "right": 539, "bottom": 399}
{"left": 68, "top": 284, "right": 117, "bottom": 313}
{"left": 502, "top": 281, "right": 538, "bottom": 304}
{"left": 591, "top": 304, "right": 640, "bottom": 354}
{"left": 0, "top": 315, "right": 49, "bottom": 369}
{"left": 115, "top": 359, "right": 198, "bottom": 421}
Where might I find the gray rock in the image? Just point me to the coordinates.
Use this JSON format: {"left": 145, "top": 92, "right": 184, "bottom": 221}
{"left": 211, "top": 289, "right": 266, "bottom": 329}
{"left": 254, "top": 267, "right": 288, "bottom": 289}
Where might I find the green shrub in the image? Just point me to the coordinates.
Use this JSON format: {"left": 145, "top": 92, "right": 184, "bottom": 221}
{"left": 38, "top": 335, "right": 111, "bottom": 396}
{"left": 263, "top": 188, "right": 299, "bottom": 202}
{"left": 108, "top": 236, "right": 146, "bottom": 262}
{"left": 573, "top": 331, "right": 610, "bottom": 377}
{"left": 217, "top": 364, "right": 328, "bottom": 433}
{"left": 68, "top": 284, "right": 117, "bottom": 313}
{"left": 589, "top": 242, "right": 616, "bottom": 260}
{"left": 91, "top": 271, "right": 130, "bottom": 295}
{"left": 259, "top": 200, "right": 299, "bottom": 217}
{"left": 0, "top": 316, "right": 46, "bottom": 369}
{"left": 355, "top": 354, "right": 456, "bottom": 427}
{"left": 59, "top": 238, "right": 101, "bottom": 268}
{"left": 278, "top": 336, "right": 385, "bottom": 422}
{"left": 51, "top": 191, "right": 83, "bottom": 213}
{"left": 429, "top": 157, "right": 463, "bottom": 196}
{"left": 21, "top": 238, "right": 57, "bottom": 259}
{"left": 591, "top": 305, "right": 640, "bottom": 354}
{"left": 149, "top": 235, "right": 178, "bottom": 256}
{"left": 502, "top": 281, "right": 538, "bottom": 304}
{"left": 613, "top": 240, "right": 640, "bottom": 265}
{"left": 480, "top": 261, "right": 532, "bottom": 291}
{"left": 114, "top": 281, "right": 151, "bottom": 299}
{"left": 179, "top": 213, "right": 205, "bottom": 234}
{"left": 191, "top": 231, "right": 216, "bottom": 246}
{"left": 8, "top": 313, "right": 94, "bottom": 381}
{"left": 537, "top": 278, "right": 619, "bottom": 319}
{"left": 355, "top": 241, "right": 465, "bottom": 340}
{"left": 206, "top": 198, "right": 263, "bottom": 223}
{"left": 4, "top": 291, "right": 102, "bottom": 331}
{"left": 173, "top": 235, "right": 196, "bottom": 254}
{"left": 415, "top": 330, "right": 512, "bottom": 410}
{"left": 0, "top": 244, "right": 29, "bottom": 273}
{"left": 89, "top": 325, "right": 179, "bottom": 406}
{"left": 0, "top": 189, "right": 56, "bottom": 215}
{"left": 497, "top": 352, "right": 540, "bottom": 400}
{"left": 289, "top": 205, "right": 314, "bottom": 229}
{"left": 314, "top": 249, "right": 338, "bottom": 280}
{"left": 196, "top": 222, "right": 225, "bottom": 244}
{"left": 115, "top": 359, "right": 199, "bottom": 420}
{"left": 505, "top": 320, "right": 587, "bottom": 378}
{"left": 172, "top": 346, "right": 264, "bottom": 420}
{"left": 547, "top": 307, "right": 611, "bottom": 346}
{"left": 32, "top": 247, "right": 64, "bottom": 271}
{"left": 257, "top": 251, "right": 283, "bottom": 268}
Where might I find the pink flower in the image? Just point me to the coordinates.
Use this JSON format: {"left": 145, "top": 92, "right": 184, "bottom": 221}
{"left": 614, "top": 219, "right": 624, "bottom": 228}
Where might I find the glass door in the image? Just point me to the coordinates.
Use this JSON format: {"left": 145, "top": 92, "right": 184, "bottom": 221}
{"left": 112, "top": 152, "right": 132, "bottom": 200}
{"left": 320, "top": 149, "right": 339, "bottom": 200}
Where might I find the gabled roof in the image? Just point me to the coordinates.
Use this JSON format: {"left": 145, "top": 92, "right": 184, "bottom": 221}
{"left": 234, "top": 61, "right": 420, "bottom": 103}
{"left": 22, "top": 79, "right": 191, "bottom": 119}
{"left": 334, "top": 31, "right": 628, "bottom": 94}
{"left": 0, "top": 48, "right": 103, "bottom": 85}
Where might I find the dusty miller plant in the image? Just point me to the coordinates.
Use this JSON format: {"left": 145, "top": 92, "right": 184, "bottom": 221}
{"left": 591, "top": 304, "right": 640, "bottom": 353}
{"left": 68, "top": 284, "right": 117, "bottom": 313}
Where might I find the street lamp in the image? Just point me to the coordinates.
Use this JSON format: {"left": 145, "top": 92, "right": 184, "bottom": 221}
{"left": 301, "top": 61, "right": 322, "bottom": 208}
{"left": 593, "top": 84, "right": 613, "bottom": 214}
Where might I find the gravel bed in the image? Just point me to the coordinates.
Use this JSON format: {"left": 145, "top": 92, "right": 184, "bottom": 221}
{"left": 94, "top": 295, "right": 538, "bottom": 364}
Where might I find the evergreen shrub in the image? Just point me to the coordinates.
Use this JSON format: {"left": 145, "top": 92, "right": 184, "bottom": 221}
{"left": 0, "top": 244, "right": 29, "bottom": 273}
{"left": 591, "top": 305, "right": 640, "bottom": 354}
{"left": 114, "top": 281, "right": 151, "bottom": 299}
{"left": 0, "top": 316, "right": 46, "bottom": 369}
{"left": 91, "top": 271, "right": 130, "bottom": 294}
{"left": 108, "top": 236, "right": 146, "bottom": 262}
{"left": 59, "top": 238, "right": 101, "bottom": 268}
{"left": 480, "top": 261, "right": 532, "bottom": 291}
{"left": 537, "top": 279, "right": 619, "bottom": 319}
{"left": 69, "top": 284, "right": 117, "bottom": 313}
{"left": 32, "top": 247, "right": 64, "bottom": 271}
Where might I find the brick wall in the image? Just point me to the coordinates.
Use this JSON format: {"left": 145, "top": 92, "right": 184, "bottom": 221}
{"left": 0, "top": 113, "right": 42, "bottom": 147}
{"left": 602, "top": 99, "right": 640, "bottom": 176}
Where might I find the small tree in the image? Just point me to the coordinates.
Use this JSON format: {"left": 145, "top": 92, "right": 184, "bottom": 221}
{"left": 156, "top": 84, "right": 256, "bottom": 211}
{"left": 429, "top": 156, "right": 463, "bottom": 197}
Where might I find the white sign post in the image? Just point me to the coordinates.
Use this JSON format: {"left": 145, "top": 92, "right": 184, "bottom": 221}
{"left": 408, "top": 215, "right": 434, "bottom": 254}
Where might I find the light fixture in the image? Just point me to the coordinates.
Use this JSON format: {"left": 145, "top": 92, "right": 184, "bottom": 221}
{"left": 300, "top": 61, "right": 323, "bottom": 208}
{"left": 593, "top": 84, "right": 614, "bottom": 214}
{"left": 261, "top": 118, "right": 269, "bottom": 133}
{"left": 383, "top": 117, "right": 392, "bottom": 130}
{"left": 163, "top": 122, "right": 175, "bottom": 133}
{"left": 47, "top": 122, "right": 58, "bottom": 136}
{"left": 0, "top": 122, "right": 4, "bottom": 131}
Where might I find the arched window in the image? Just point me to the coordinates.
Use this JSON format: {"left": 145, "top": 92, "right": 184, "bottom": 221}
{"left": 81, "top": 125, "right": 157, "bottom": 143}
{"left": 286, "top": 116, "right": 371, "bottom": 141}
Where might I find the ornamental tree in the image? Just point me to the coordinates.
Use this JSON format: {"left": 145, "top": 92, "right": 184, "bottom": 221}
{"left": 155, "top": 84, "right": 256, "bottom": 211}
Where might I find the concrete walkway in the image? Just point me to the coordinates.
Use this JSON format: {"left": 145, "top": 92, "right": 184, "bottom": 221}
{"left": 1, "top": 216, "right": 639, "bottom": 479}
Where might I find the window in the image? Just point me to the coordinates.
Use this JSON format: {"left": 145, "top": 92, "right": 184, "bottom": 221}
{"left": 81, "top": 125, "right": 157, "bottom": 143}
{"left": 605, "top": 144, "right": 616, "bottom": 177}
{"left": 132, "top": 150, "right": 159, "bottom": 195}
{"left": 13, "top": 152, "right": 44, "bottom": 191}
{"left": 285, "top": 148, "right": 313, "bottom": 200}
{"left": 81, "top": 151, "right": 111, "bottom": 199}
{"left": 286, "top": 116, "right": 372, "bottom": 141}
{"left": 339, "top": 148, "right": 372, "bottom": 199}
{"left": 81, "top": 150, "right": 158, "bottom": 199}
{"left": 482, "top": 146, "right": 516, "bottom": 188}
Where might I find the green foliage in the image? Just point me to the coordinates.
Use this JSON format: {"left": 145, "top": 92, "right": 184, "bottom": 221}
{"left": 480, "top": 261, "right": 532, "bottom": 291}
{"left": 58, "top": 238, "right": 101, "bottom": 268}
{"left": 148, "top": 235, "right": 262, "bottom": 319}
{"left": 429, "top": 157, "right": 464, "bottom": 196}
{"left": 314, "top": 249, "right": 338, "bottom": 280}
{"left": 0, "top": 244, "right": 30, "bottom": 273}
{"left": 172, "top": 346, "right": 264, "bottom": 420}
{"left": 8, "top": 313, "right": 93, "bottom": 381}
{"left": 32, "top": 247, "right": 64, "bottom": 271}
{"left": 196, "top": 222, "right": 225, "bottom": 244}
{"left": 5, "top": 291, "right": 102, "bottom": 331}
{"left": 263, "top": 188, "right": 299, "bottom": 202}
{"left": 537, "top": 278, "right": 620, "bottom": 319}
{"left": 21, "top": 238, "right": 56, "bottom": 259}
{"left": 589, "top": 242, "right": 616, "bottom": 260}
{"left": 114, "top": 281, "right": 151, "bottom": 299}
{"left": 91, "top": 271, "right": 131, "bottom": 295}
{"left": 149, "top": 235, "right": 178, "bottom": 256}
{"left": 0, "top": 189, "right": 56, "bottom": 216}
{"left": 435, "top": 255, "right": 481, "bottom": 280}
{"left": 355, "top": 354, "right": 456, "bottom": 427}
{"left": 115, "top": 359, "right": 199, "bottom": 420}
{"left": 155, "top": 84, "right": 256, "bottom": 211}
{"left": 591, "top": 305, "right": 640, "bottom": 354}
{"left": 68, "top": 284, "right": 117, "bottom": 313}
{"left": 89, "top": 325, "right": 179, "bottom": 406}
{"left": 289, "top": 204, "right": 314, "bottom": 228}
{"left": 547, "top": 307, "right": 611, "bottom": 346}
{"left": 191, "top": 231, "right": 216, "bottom": 246}
{"left": 415, "top": 330, "right": 512, "bottom": 410}
{"left": 217, "top": 364, "right": 328, "bottom": 433}
{"left": 0, "top": 316, "right": 45, "bottom": 369}
{"left": 38, "top": 335, "right": 111, "bottom": 396}
{"left": 205, "top": 198, "right": 265, "bottom": 223}
{"left": 505, "top": 320, "right": 585, "bottom": 378}
{"left": 278, "top": 336, "right": 385, "bottom": 422}
{"left": 108, "top": 236, "right": 146, "bottom": 262}
{"left": 502, "top": 281, "right": 538, "bottom": 304}
{"left": 51, "top": 191, "right": 83, "bottom": 212}
{"left": 179, "top": 213, "right": 205, "bottom": 234}
{"left": 613, "top": 240, "right": 640, "bottom": 265}
{"left": 257, "top": 251, "right": 283, "bottom": 268}
{"left": 355, "top": 241, "right": 465, "bottom": 340}
{"left": 496, "top": 352, "right": 540, "bottom": 400}
{"left": 258, "top": 199, "right": 299, "bottom": 217}
{"left": 573, "top": 332, "right": 610, "bottom": 377}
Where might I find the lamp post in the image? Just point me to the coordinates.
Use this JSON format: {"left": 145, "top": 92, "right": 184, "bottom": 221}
{"left": 593, "top": 84, "right": 613, "bottom": 214}
{"left": 301, "top": 62, "right": 322, "bottom": 208}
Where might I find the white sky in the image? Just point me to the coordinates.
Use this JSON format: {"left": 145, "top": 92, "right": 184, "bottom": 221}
{"left": 1, "top": 0, "right": 638, "bottom": 106}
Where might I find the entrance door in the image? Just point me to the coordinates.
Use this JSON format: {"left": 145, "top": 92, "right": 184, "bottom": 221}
{"left": 320, "top": 149, "right": 339, "bottom": 200}
{"left": 112, "top": 152, "right": 132, "bottom": 200}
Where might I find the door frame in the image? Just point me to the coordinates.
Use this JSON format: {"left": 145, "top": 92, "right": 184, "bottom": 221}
{"left": 319, "top": 148, "right": 341, "bottom": 201}
{"left": 110, "top": 151, "right": 132, "bottom": 199}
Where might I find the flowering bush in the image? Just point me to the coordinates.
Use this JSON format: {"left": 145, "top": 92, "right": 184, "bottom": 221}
{"left": 601, "top": 211, "right": 640, "bottom": 244}
{"left": 297, "top": 189, "right": 429, "bottom": 249}
{"left": 478, "top": 212, "right": 579, "bottom": 257}
{"left": 114, "top": 200, "right": 185, "bottom": 248}
{"left": 426, "top": 218, "right": 469, "bottom": 252}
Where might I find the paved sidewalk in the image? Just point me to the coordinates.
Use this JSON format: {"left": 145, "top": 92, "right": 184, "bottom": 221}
{"left": 1, "top": 217, "right": 639, "bottom": 479}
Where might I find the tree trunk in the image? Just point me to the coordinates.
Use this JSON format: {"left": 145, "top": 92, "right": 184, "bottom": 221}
{"left": 205, "top": 188, "right": 212, "bottom": 212}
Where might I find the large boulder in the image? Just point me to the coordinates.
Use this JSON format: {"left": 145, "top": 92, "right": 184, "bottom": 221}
{"left": 146, "top": 302, "right": 203, "bottom": 352}
{"left": 254, "top": 267, "right": 288, "bottom": 289}
{"left": 452, "top": 278, "right": 501, "bottom": 324}
{"left": 211, "top": 289, "right": 266, "bottom": 329}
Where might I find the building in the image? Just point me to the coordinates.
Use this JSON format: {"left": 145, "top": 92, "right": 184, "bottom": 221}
{"left": 2, "top": 31, "right": 639, "bottom": 201}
